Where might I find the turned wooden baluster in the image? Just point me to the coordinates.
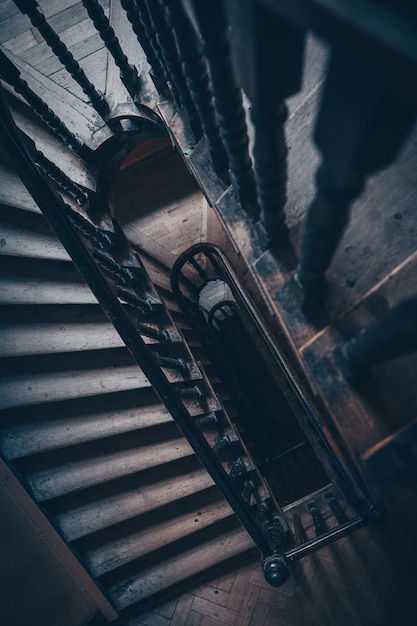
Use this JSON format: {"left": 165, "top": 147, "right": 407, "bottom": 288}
{"left": 13, "top": 0, "right": 110, "bottom": 120}
{"left": 0, "top": 49, "right": 91, "bottom": 160}
{"left": 120, "top": 0, "right": 168, "bottom": 94}
{"left": 297, "top": 51, "right": 417, "bottom": 319}
{"left": 134, "top": 0, "right": 180, "bottom": 104}
{"left": 336, "top": 295, "right": 417, "bottom": 381}
{"left": 226, "top": 0, "right": 305, "bottom": 246}
{"left": 81, "top": 0, "right": 140, "bottom": 101}
{"left": 144, "top": 0, "right": 202, "bottom": 141}
{"left": 164, "top": 0, "right": 229, "bottom": 176}
{"left": 186, "top": 0, "right": 259, "bottom": 218}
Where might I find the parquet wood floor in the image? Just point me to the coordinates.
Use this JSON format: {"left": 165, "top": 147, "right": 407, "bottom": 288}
{"left": 131, "top": 526, "right": 415, "bottom": 626}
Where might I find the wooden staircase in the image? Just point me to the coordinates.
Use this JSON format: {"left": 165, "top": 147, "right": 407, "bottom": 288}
{"left": 0, "top": 140, "right": 257, "bottom": 621}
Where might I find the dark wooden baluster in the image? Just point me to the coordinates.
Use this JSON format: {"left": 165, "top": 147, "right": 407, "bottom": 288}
{"left": 226, "top": 0, "right": 305, "bottom": 246}
{"left": 81, "top": 0, "right": 140, "bottom": 101}
{"left": 135, "top": 1, "right": 179, "bottom": 104}
{"left": 13, "top": 0, "right": 110, "bottom": 120}
{"left": 18, "top": 128, "right": 91, "bottom": 207}
{"left": 297, "top": 51, "right": 417, "bottom": 318}
{"left": 164, "top": 0, "right": 229, "bottom": 176}
{"left": 258, "top": 499, "right": 290, "bottom": 587}
{"left": 144, "top": 0, "right": 202, "bottom": 141}
{"left": 325, "top": 492, "right": 348, "bottom": 524}
{"left": 335, "top": 296, "right": 417, "bottom": 381}
{"left": 308, "top": 500, "right": 326, "bottom": 536}
{"left": 187, "top": 0, "right": 259, "bottom": 217}
{"left": 0, "top": 49, "right": 90, "bottom": 160}
{"left": 120, "top": 0, "right": 168, "bottom": 94}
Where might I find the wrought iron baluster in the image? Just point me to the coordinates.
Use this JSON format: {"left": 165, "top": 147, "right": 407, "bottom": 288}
{"left": 13, "top": 0, "right": 110, "bottom": 120}
{"left": 164, "top": 0, "right": 228, "bottom": 176}
{"left": 0, "top": 49, "right": 90, "bottom": 160}
{"left": 144, "top": 0, "right": 202, "bottom": 141}
{"left": 187, "top": 0, "right": 258, "bottom": 217}
{"left": 120, "top": 0, "right": 168, "bottom": 94}
{"left": 81, "top": 0, "right": 140, "bottom": 101}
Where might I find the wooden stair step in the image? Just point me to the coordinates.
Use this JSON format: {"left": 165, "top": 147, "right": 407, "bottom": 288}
{"left": 57, "top": 464, "right": 215, "bottom": 541}
{"left": 0, "top": 277, "right": 98, "bottom": 305}
{"left": 0, "top": 403, "right": 172, "bottom": 459}
{"left": 0, "top": 322, "right": 124, "bottom": 357}
{"left": 85, "top": 489, "right": 234, "bottom": 577}
{"left": 27, "top": 437, "right": 195, "bottom": 501}
{"left": 110, "top": 526, "right": 255, "bottom": 611}
{"left": 0, "top": 222, "right": 70, "bottom": 261}
{"left": 0, "top": 365, "right": 150, "bottom": 410}
{"left": 0, "top": 163, "right": 40, "bottom": 212}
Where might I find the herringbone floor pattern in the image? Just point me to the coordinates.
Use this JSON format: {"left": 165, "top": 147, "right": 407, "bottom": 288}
{"left": 133, "top": 526, "right": 416, "bottom": 626}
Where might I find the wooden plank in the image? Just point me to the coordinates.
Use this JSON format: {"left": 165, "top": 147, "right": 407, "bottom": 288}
{"left": 301, "top": 249, "right": 417, "bottom": 465}
{"left": 58, "top": 465, "right": 215, "bottom": 541}
{"left": 0, "top": 456, "right": 118, "bottom": 621}
{"left": 126, "top": 228, "right": 177, "bottom": 270}
{"left": 362, "top": 418, "right": 417, "bottom": 574}
{"left": 28, "top": 437, "right": 195, "bottom": 501}
{"left": 0, "top": 164, "right": 40, "bottom": 212}
{"left": 0, "top": 223, "right": 70, "bottom": 261}
{"left": 9, "top": 94, "right": 97, "bottom": 191}
{"left": 86, "top": 495, "right": 233, "bottom": 577}
{"left": 51, "top": 47, "right": 107, "bottom": 102}
{"left": 105, "top": 0, "right": 140, "bottom": 110}
{"left": 9, "top": 50, "right": 104, "bottom": 144}
{"left": 0, "top": 322, "right": 123, "bottom": 357}
{"left": 0, "top": 277, "right": 97, "bottom": 305}
{"left": 0, "top": 364, "right": 150, "bottom": 410}
{"left": 110, "top": 527, "right": 255, "bottom": 610}
{"left": 0, "top": 403, "right": 171, "bottom": 459}
{"left": 0, "top": 10, "right": 32, "bottom": 45}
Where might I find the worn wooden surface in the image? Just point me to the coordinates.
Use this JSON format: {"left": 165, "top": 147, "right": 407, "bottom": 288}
{"left": 2, "top": 2, "right": 417, "bottom": 624}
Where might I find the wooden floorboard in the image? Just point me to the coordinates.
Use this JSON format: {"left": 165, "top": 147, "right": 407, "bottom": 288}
{"left": 127, "top": 523, "right": 416, "bottom": 626}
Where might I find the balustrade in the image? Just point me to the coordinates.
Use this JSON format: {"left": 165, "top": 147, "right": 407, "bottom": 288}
{"left": 144, "top": 0, "right": 202, "bottom": 141}
{"left": 13, "top": 0, "right": 110, "bottom": 119}
{"left": 0, "top": 49, "right": 90, "bottom": 160}
{"left": 81, "top": 0, "right": 141, "bottom": 101}
{"left": 185, "top": 0, "right": 259, "bottom": 217}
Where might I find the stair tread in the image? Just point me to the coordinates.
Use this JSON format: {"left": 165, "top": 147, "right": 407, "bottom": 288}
{"left": 0, "top": 222, "right": 70, "bottom": 261}
{"left": 0, "top": 403, "right": 172, "bottom": 459}
{"left": 0, "top": 365, "right": 150, "bottom": 410}
{"left": 0, "top": 322, "right": 124, "bottom": 357}
{"left": 110, "top": 526, "right": 255, "bottom": 611}
{"left": 58, "top": 467, "right": 215, "bottom": 541}
{"left": 0, "top": 277, "right": 98, "bottom": 305}
{"left": 28, "top": 437, "right": 195, "bottom": 501}
{"left": 86, "top": 494, "right": 234, "bottom": 577}
{"left": 0, "top": 164, "right": 40, "bottom": 212}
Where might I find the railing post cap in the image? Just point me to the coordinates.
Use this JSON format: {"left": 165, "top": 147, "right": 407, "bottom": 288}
{"left": 262, "top": 554, "right": 290, "bottom": 587}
